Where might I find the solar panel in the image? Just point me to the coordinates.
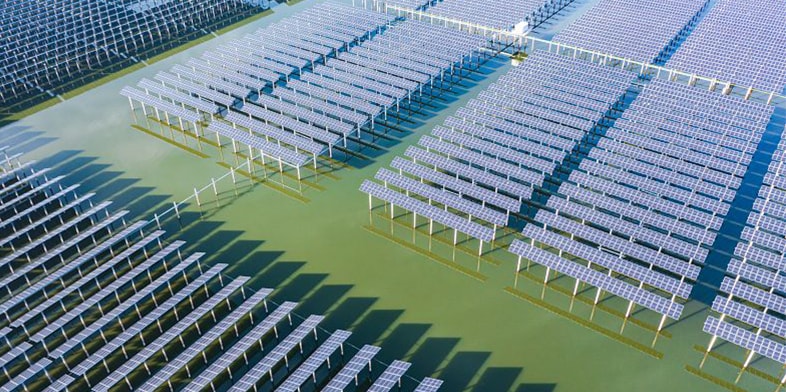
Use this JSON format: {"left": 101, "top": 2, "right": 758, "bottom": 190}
{"left": 404, "top": 146, "right": 532, "bottom": 200}
{"left": 414, "top": 377, "right": 444, "bottom": 392}
{"left": 367, "top": 360, "right": 411, "bottom": 392}
{"left": 0, "top": 182, "right": 79, "bottom": 234}
{"left": 322, "top": 345, "right": 380, "bottom": 392}
{"left": 375, "top": 168, "right": 507, "bottom": 226}
{"left": 704, "top": 316, "right": 786, "bottom": 364}
{"left": 70, "top": 264, "right": 227, "bottom": 376}
{"left": 1, "top": 0, "right": 258, "bottom": 105}
{"left": 223, "top": 111, "right": 325, "bottom": 156}
{"left": 92, "top": 277, "right": 251, "bottom": 392}
{"left": 137, "top": 78, "right": 218, "bottom": 115}
{"left": 138, "top": 289, "right": 272, "bottom": 392}
{"left": 0, "top": 191, "right": 95, "bottom": 249}
{"left": 523, "top": 221, "right": 691, "bottom": 298}
{"left": 275, "top": 330, "right": 351, "bottom": 392}
{"left": 360, "top": 180, "right": 495, "bottom": 242}
{"left": 712, "top": 296, "right": 786, "bottom": 338}
{"left": 226, "top": 314, "right": 324, "bottom": 391}
{"left": 509, "top": 239, "right": 684, "bottom": 320}
{"left": 0, "top": 211, "right": 129, "bottom": 295}
{"left": 4, "top": 223, "right": 154, "bottom": 326}
{"left": 0, "top": 201, "right": 113, "bottom": 271}
{"left": 391, "top": 156, "right": 520, "bottom": 213}
{"left": 181, "top": 301, "right": 298, "bottom": 392}
{"left": 419, "top": 135, "right": 545, "bottom": 187}
{"left": 536, "top": 211, "right": 699, "bottom": 279}
{"left": 0, "top": 357, "right": 53, "bottom": 391}
{"left": 0, "top": 342, "right": 32, "bottom": 369}
{"left": 0, "top": 173, "right": 68, "bottom": 215}
{"left": 40, "top": 245, "right": 195, "bottom": 352}
{"left": 720, "top": 279, "right": 786, "bottom": 318}
{"left": 0, "top": 167, "right": 52, "bottom": 199}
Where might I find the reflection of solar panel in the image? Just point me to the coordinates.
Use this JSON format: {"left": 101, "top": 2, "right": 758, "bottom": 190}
{"left": 182, "top": 301, "right": 298, "bottom": 392}
{"left": 227, "top": 315, "right": 324, "bottom": 391}
{"left": 276, "top": 330, "right": 351, "bottom": 392}
{"left": 140, "top": 290, "right": 272, "bottom": 392}
{"left": 94, "top": 277, "right": 249, "bottom": 391}
{"left": 322, "top": 345, "right": 381, "bottom": 392}
{"left": 367, "top": 360, "right": 411, "bottom": 392}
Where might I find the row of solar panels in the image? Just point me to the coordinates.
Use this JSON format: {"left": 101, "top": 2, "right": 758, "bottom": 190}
{"left": 507, "top": 75, "right": 773, "bottom": 323}
{"left": 552, "top": 0, "right": 786, "bottom": 92}
{"left": 378, "top": 0, "right": 569, "bottom": 31}
{"left": 0, "top": 152, "right": 443, "bottom": 391}
{"left": 704, "top": 133, "right": 786, "bottom": 366}
{"left": 122, "top": 2, "right": 488, "bottom": 172}
{"left": 362, "top": 48, "right": 775, "bottom": 324}
{"left": 362, "top": 50, "right": 634, "bottom": 243}
{"left": 552, "top": 0, "right": 708, "bottom": 65}
{"left": 665, "top": 0, "right": 786, "bottom": 92}
{"left": 0, "top": 0, "right": 264, "bottom": 104}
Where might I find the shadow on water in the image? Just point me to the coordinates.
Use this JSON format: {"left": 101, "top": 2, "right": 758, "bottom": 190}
{"left": 0, "top": 126, "right": 56, "bottom": 156}
{"left": 12, "top": 135, "right": 554, "bottom": 390}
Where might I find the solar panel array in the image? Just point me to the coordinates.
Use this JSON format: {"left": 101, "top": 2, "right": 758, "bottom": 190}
{"left": 667, "top": 0, "right": 786, "bottom": 92}
{"left": 123, "top": 2, "right": 486, "bottom": 175}
{"left": 0, "top": 154, "right": 441, "bottom": 391}
{"left": 509, "top": 79, "right": 774, "bottom": 322}
{"left": 362, "top": 51, "right": 635, "bottom": 245}
{"left": 425, "top": 0, "right": 570, "bottom": 31}
{"left": 553, "top": 0, "right": 709, "bottom": 64}
{"left": 703, "top": 134, "right": 786, "bottom": 365}
{"left": 0, "top": 0, "right": 265, "bottom": 105}
{"left": 377, "top": 0, "right": 434, "bottom": 11}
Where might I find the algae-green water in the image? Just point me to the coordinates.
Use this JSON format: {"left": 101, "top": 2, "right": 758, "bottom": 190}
{"left": 2, "top": 0, "right": 780, "bottom": 390}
